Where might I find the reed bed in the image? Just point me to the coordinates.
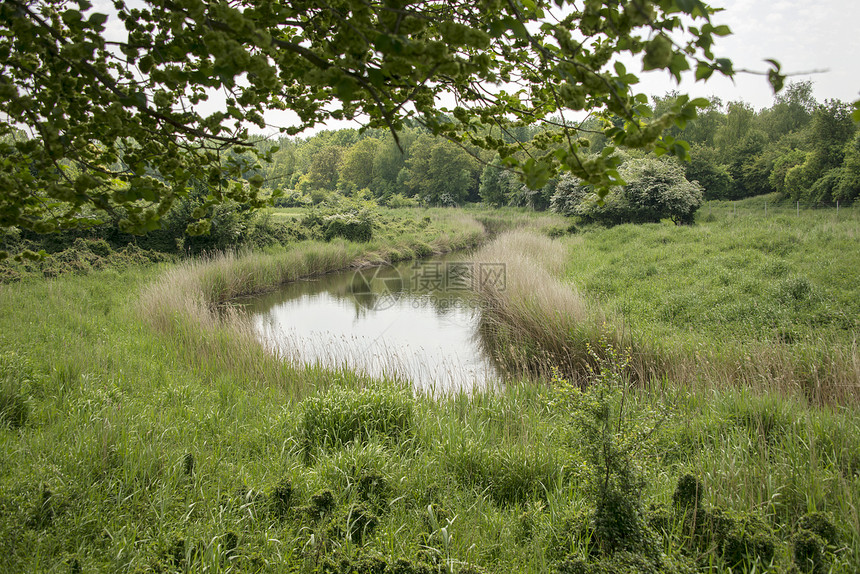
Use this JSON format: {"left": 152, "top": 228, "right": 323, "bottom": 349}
{"left": 470, "top": 231, "right": 620, "bottom": 382}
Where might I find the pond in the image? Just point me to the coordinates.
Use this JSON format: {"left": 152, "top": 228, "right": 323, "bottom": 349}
{"left": 241, "top": 256, "right": 503, "bottom": 391}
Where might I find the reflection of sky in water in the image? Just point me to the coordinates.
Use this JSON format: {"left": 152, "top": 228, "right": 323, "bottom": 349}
{"left": 243, "top": 259, "right": 499, "bottom": 392}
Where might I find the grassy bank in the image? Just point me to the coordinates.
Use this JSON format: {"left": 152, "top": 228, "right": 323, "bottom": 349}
{"left": 563, "top": 197, "right": 860, "bottom": 404}
{"left": 1, "top": 205, "right": 859, "bottom": 573}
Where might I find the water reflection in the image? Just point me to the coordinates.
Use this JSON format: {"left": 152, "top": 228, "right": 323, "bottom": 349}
{"left": 241, "top": 258, "right": 500, "bottom": 391}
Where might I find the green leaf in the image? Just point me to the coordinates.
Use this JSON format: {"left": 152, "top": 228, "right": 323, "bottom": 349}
{"left": 695, "top": 63, "right": 713, "bottom": 81}
{"left": 642, "top": 35, "right": 673, "bottom": 71}
{"left": 715, "top": 58, "right": 734, "bottom": 75}
{"left": 766, "top": 59, "right": 785, "bottom": 93}
{"left": 675, "top": 0, "right": 697, "bottom": 13}
{"left": 61, "top": 9, "right": 83, "bottom": 26}
{"left": 88, "top": 12, "right": 109, "bottom": 28}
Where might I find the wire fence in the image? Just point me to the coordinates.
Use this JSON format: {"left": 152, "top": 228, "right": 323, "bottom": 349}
{"left": 703, "top": 199, "right": 859, "bottom": 219}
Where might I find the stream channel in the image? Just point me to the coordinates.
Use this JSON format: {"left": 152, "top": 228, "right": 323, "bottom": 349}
{"left": 241, "top": 255, "right": 503, "bottom": 391}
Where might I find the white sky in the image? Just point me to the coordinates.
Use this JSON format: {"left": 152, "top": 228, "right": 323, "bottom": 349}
{"left": 634, "top": 0, "right": 860, "bottom": 110}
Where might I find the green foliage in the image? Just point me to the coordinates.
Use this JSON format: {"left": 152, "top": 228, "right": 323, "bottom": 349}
{"left": 299, "top": 385, "right": 415, "bottom": 456}
{"left": 309, "top": 489, "right": 337, "bottom": 520}
{"left": 444, "top": 440, "right": 561, "bottom": 505}
{"left": 553, "top": 158, "right": 704, "bottom": 225}
{"left": 633, "top": 85, "right": 859, "bottom": 204}
{"left": 269, "top": 478, "right": 293, "bottom": 517}
{"left": 550, "top": 175, "right": 594, "bottom": 216}
{"left": 0, "top": 234, "right": 173, "bottom": 281}
{"left": 685, "top": 145, "right": 734, "bottom": 200}
{"left": 341, "top": 138, "right": 381, "bottom": 191}
{"left": 406, "top": 136, "right": 478, "bottom": 206}
{"left": 1, "top": 210, "right": 859, "bottom": 571}
{"left": 797, "top": 512, "right": 839, "bottom": 548}
{"left": 479, "top": 159, "right": 507, "bottom": 207}
{"left": 0, "top": 351, "right": 35, "bottom": 429}
{"left": 718, "top": 512, "right": 777, "bottom": 569}
{"left": 302, "top": 196, "right": 378, "bottom": 242}
{"left": 793, "top": 529, "right": 828, "bottom": 573}
{"left": 381, "top": 193, "right": 419, "bottom": 208}
{"left": 0, "top": 0, "right": 737, "bottom": 239}
{"left": 549, "top": 344, "right": 661, "bottom": 555}
{"left": 155, "top": 183, "right": 260, "bottom": 252}
{"left": 672, "top": 474, "right": 703, "bottom": 511}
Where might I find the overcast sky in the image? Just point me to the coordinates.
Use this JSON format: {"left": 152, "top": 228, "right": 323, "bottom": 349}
{"left": 634, "top": 0, "right": 860, "bottom": 110}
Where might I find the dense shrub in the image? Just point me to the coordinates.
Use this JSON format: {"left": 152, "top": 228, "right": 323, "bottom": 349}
{"left": 302, "top": 197, "right": 378, "bottom": 242}
{"left": 685, "top": 144, "right": 734, "bottom": 200}
{"left": 551, "top": 158, "right": 703, "bottom": 225}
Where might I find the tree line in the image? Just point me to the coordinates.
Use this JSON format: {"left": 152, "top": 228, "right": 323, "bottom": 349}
{"left": 252, "top": 82, "right": 858, "bottom": 217}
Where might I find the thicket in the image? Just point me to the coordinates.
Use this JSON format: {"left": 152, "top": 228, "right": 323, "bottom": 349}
{"left": 550, "top": 157, "right": 704, "bottom": 225}
{"left": 666, "top": 83, "right": 858, "bottom": 204}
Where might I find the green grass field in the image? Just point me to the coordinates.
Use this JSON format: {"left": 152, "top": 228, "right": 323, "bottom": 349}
{"left": 1, "top": 203, "right": 858, "bottom": 573}
{"left": 563, "top": 197, "right": 860, "bottom": 403}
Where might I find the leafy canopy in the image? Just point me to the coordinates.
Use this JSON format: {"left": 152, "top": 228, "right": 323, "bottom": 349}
{"left": 1, "top": 0, "right": 761, "bottom": 239}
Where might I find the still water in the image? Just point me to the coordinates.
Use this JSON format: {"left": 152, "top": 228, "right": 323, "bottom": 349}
{"left": 241, "top": 257, "right": 501, "bottom": 391}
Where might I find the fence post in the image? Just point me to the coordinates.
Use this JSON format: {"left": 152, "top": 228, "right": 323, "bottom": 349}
{"left": 797, "top": 201, "right": 799, "bottom": 216}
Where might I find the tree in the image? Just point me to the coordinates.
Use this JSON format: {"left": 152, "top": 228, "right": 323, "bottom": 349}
{"left": 0, "top": 0, "right": 754, "bottom": 249}
{"left": 406, "top": 136, "right": 476, "bottom": 205}
{"left": 371, "top": 130, "right": 418, "bottom": 198}
{"left": 306, "top": 146, "right": 344, "bottom": 191}
{"left": 479, "top": 157, "right": 507, "bottom": 207}
{"left": 783, "top": 100, "right": 856, "bottom": 203}
{"left": 761, "top": 81, "right": 816, "bottom": 140}
{"left": 340, "top": 138, "right": 380, "bottom": 191}
{"left": 619, "top": 158, "right": 703, "bottom": 224}
{"left": 685, "top": 144, "right": 733, "bottom": 200}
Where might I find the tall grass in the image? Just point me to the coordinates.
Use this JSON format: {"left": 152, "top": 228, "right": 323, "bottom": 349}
{"left": 563, "top": 197, "right": 860, "bottom": 403}
{"left": 471, "top": 201, "right": 859, "bottom": 403}
{"left": 1, "top": 205, "right": 858, "bottom": 572}
{"left": 471, "top": 231, "right": 623, "bottom": 382}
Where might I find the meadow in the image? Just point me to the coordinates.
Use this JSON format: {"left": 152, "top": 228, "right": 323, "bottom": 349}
{"left": 1, "top": 201, "right": 858, "bottom": 573}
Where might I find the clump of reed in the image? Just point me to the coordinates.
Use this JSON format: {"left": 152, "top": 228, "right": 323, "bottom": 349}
{"left": 470, "top": 231, "right": 639, "bottom": 383}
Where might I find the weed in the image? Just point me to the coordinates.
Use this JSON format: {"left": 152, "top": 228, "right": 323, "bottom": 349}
{"left": 309, "top": 489, "right": 336, "bottom": 520}
{"left": 181, "top": 452, "right": 195, "bottom": 475}
{"left": 0, "top": 351, "right": 36, "bottom": 429}
{"left": 797, "top": 511, "right": 839, "bottom": 547}
{"left": 672, "top": 474, "right": 703, "bottom": 511}
{"left": 793, "top": 529, "right": 828, "bottom": 573}
{"left": 300, "top": 385, "right": 415, "bottom": 456}
{"left": 270, "top": 478, "right": 294, "bottom": 517}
